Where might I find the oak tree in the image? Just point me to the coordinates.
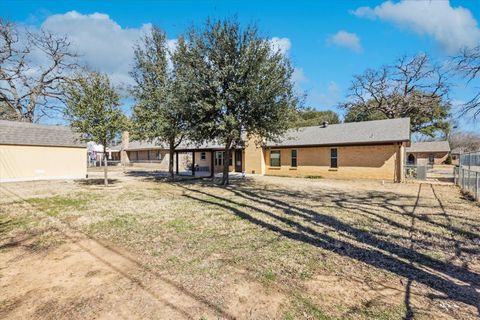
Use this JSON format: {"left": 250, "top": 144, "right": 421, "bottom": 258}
{"left": 177, "top": 18, "right": 298, "bottom": 185}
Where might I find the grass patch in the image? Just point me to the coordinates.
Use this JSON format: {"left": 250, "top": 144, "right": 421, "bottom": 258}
{"left": 262, "top": 270, "right": 277, "bottom": 283}
{"left": 289, "top": 295, "right": 333, "bottom": 320}
{"left": 0, "top": 214, "right": 32, "bottom": 234}
{"left": 304, "top": 175, "right": 323, "bottom": 179}
{"left": 87, "top": 214, "right": 137, "bottom": 234}
{"left": 165, "top": 218, "right": 194, "bottom": 233}
{"left": 26, "top": 195, "right": 91, "bottom": 217}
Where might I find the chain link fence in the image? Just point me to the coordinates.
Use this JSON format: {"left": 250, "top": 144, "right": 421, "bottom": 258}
{"left": 454, "top": 151, "right": 480, "bottom": 201}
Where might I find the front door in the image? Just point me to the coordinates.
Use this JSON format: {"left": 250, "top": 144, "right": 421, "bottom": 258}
{"left": 235, "top": 149, "right": 242, "bottom": 172}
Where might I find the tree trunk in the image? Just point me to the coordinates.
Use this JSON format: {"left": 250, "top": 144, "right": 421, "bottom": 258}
{"left": 168, "top": 141, "right": 175, "bottom": 181}
{"left": 103, "top": 145, "right": 109, "bottom": 186}
{"left": 222, "top": 141, "right": 232, "bottom": 186}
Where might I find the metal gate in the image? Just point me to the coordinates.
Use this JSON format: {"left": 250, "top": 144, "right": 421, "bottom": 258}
{"left": 405, "top": 165, "right": 427, "bottom": 180}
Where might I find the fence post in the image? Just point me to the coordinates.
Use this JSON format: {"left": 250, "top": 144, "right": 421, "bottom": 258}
{"left": 468, "top": 169, "right": 471, "bottom": 192}
{"left": 475, "top": 171, "right": 478, "bottom": 201}
{"left": 462, "top": 168, "right": 465, "bottom": 189}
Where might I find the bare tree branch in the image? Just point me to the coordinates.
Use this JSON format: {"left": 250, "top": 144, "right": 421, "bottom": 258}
{"left": 453, "top": 46, "right": 480, "bottom": 118}
{"left": 343, "top": 53, "right": 451, "bottom": 137}
{"left": 0, "top": 18, "right": 78, "bottom": 122}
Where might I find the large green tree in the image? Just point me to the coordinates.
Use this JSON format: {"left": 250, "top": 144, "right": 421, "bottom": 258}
{"left": 130, "top": 26, "right": 189, "bottom": 180}
{"left": 177, "top": 18, "right": 298, "bottom": 185}
{"left": 291, "top": 108, "right": 340, "bottom": 128}
{"left": 342, "top": 54, "right": 451, "bottom": 137}
{"left": 64, "top": 71, "right": 126, "bottom": 186}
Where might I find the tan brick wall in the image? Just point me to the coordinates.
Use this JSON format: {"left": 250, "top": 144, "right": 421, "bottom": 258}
{"left": 263, "top": 144, "right": 399, "bottom": 181}
{"left": 0, "top": 144, "right": 87, "bottom": 182}
{"left": 244, "top": 137, "right": 266, "bottom": 175}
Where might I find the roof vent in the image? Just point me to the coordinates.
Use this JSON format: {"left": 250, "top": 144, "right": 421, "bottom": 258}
{"left": 322, "top": 121, "right": 329, "bottom": 128}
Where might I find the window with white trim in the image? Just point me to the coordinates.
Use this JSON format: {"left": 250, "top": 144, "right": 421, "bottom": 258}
{"left": 270, "top": 150, "right": 281, "bottom": 167}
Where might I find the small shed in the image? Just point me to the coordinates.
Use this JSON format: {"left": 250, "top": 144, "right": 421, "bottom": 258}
{"left": 0, "top": 120, "right": 87, "bottom": 182}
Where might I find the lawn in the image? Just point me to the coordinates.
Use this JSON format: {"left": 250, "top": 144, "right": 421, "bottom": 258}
{"left": 0, "top": 171, "right": 479, "bottom": 319}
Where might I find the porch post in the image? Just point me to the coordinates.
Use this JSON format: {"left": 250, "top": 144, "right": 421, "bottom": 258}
{"left": 192, "top": 151, "right": 196, "bottom": 176}
{"left": 175, "top": 151, "right": 179, "bottom": 175}
{"left": 210, "top": 150, "right": 215, "bottom": 178}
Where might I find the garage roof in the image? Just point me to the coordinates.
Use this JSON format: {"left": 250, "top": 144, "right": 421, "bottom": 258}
{"left": 406, "top": 141, "right": 450, "bottom": 153}
{"left": 267, "top": 118, "right": 411, "bottom": 147}
{"left": 0, "top": 120, "right": 85, "bottom": 148}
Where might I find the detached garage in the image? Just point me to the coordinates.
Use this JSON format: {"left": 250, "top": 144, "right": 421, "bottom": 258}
{"left": 0, "top": 120, "right": 87, "bottom": 182}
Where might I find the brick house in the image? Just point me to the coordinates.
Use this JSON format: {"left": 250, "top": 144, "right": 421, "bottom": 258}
{"left": 114, "top": 118, "right": 411, "bottom": 182}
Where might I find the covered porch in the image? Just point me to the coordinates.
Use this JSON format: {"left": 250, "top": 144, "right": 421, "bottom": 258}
{"left": 173, "top": 148, "right": 244, "bottom": 177}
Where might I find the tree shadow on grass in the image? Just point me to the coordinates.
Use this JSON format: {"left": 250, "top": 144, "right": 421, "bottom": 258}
{"left": 77, "top": 178, "right": 119, "bottom": 186}
{"left": 175, "top": 180, "right": 480, "bottom": 318}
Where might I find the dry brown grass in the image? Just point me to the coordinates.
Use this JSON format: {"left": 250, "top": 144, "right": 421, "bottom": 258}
{"left": 0, "top": 173, "right": 479, "bottom": 319}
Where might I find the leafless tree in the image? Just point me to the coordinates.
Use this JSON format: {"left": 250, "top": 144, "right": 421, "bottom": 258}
{"left": 454, "top": 46, "right": 480, "bottom": 117}
{"left": 0, "top": 19, "right": 78, "bottom": 122}
{"left": 449, "top": 131, "right": 480, "bottom": 152}
{"left": 343, "top": 53, "right": 451, "bottom": 136}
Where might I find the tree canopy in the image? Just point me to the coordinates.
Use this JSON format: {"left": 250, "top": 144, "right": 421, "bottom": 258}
{"left": 291, "top": 108, "right": 340, "bottom": 128}
{"left": 64, "top": 71, "right": 126, "bottom": 186}
{"left": 130, "top": 26, "right": 188, "bottom": 179}
{"left": 342, "top": 54, "right": 451, "bottom": 137}
{"left": 177, "top": 18, "right": 299, "bottom": 184}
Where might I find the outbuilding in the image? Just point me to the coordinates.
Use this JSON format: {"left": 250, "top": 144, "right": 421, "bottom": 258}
{"left": 0, "top": 120, "right": 87, "bottom": 182}
{"left": 406, "top": 141, "right": 450, "bottom": 166}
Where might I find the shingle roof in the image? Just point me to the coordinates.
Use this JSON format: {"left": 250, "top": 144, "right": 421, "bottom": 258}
{"left": 0, "top": 120, "right": 85, "bottom": 148}
{"left": 406, "top": 141, "right": 450, "bottom": 153}
{"left": 267, "top": 118, "right": 411, "bottom": 147}
{"left": 116, "top": 139, "right": 227, "bottom": 151}
{"left": 113, "top": 118, "right": 411, "bottom": 151}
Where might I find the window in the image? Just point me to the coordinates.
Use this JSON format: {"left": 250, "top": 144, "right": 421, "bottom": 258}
{"left": 270, "top": 150, "right": 281, "bottom": 167}
{"left": 215, "top": 151, "right": 224, "bottom": 166}
{"left": 291, "top": 149, "right": 297, "bottom": 167}
{"left": 200, "top": 152, "right": 206, "bottom": 160}
{"left": 153, "top": 150, "right": 161, "bottom": 160}
{"left": 229, "top": 151, "right": 233, "bottom": 166}
{"left": 428, "top": 153, "right": 435, "bottom": 165}
{"left": 330, "top": 148, "right": 338, "bottom": 168}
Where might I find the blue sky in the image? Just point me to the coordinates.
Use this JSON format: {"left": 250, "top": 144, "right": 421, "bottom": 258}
{"left": 2, "top": 0, "right": 480, "bottom": 132}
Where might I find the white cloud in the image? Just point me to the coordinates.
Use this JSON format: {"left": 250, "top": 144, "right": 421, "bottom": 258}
{"left": 39, "top": 11, "right": 157, "bottom": 85}
{"left": 352, "top": 0, "right": 480, "bottom": 53}
{"left": 328, "top": 31, "right": 362, "bottom": 53}
{"left": 292, "top": 68, "right": 306, "bottom": 84}
{"left": 270, "top": 37, "right": 291, "bottom": 55}
{"left": 312, "top": 81, "right": 341, "bottom": 107}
